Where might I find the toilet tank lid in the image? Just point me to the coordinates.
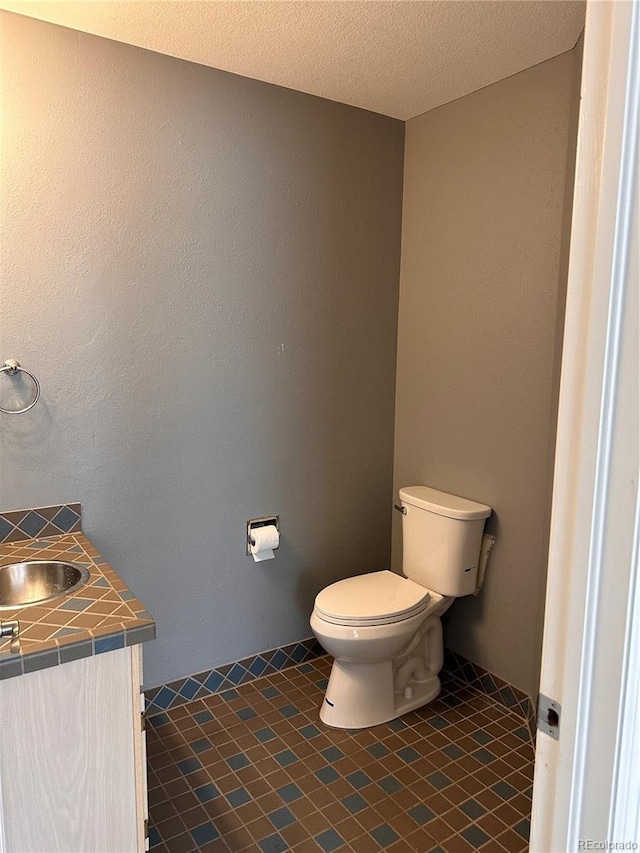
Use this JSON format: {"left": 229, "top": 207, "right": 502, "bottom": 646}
{"left": 399, "top": 486, "right": 492, "bottom": 520}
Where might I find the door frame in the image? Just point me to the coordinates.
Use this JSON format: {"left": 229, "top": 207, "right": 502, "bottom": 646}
{"left": 530, "top": 0, "right": 639, "bottom": 849}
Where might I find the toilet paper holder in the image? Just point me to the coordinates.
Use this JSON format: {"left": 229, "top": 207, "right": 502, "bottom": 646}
{"left": 246, "top": 516, "right": 280, "bottom": 556}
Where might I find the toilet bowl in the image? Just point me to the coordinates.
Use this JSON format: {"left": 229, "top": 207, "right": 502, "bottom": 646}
{"left": 310, "top": 486, "right": 491, "bottom": 729}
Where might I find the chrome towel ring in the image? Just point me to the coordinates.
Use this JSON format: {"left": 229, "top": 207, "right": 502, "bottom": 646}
{"left": 0, "top": 360, "right": 41, "bottom": 414}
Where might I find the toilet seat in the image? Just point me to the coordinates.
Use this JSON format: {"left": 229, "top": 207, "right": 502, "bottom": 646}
{"left": 314, "top": 570, "right": 431, "bottom": 627}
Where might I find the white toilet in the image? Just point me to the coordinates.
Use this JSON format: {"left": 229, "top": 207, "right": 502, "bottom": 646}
{"left": 310, "top": 486, "right": 491, "bottom": 729}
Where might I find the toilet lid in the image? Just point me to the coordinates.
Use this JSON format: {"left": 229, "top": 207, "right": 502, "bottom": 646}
{"left": 314, "top": 570, "right": 431, "bottom": 626}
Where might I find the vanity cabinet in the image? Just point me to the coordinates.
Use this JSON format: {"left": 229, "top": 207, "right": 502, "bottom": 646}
{"left": 0, "top": 645, "right": 148, "bottom": 853}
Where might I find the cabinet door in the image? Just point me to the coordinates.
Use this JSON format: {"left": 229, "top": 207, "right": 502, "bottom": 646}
{"left": 0, "top": 648, "right": 138, "bottom": 852}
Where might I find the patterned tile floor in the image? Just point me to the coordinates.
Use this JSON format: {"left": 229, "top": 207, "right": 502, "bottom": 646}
{"left": 147, "top": 658, "right": 534, "bottom": 853}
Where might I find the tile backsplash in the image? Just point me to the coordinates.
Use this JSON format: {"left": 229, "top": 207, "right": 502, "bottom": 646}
{"left": 0, "top": 503, "right": 82, "bottom": 544}
{"left": 145, "top": 638, "right": 325, "bottom": 717}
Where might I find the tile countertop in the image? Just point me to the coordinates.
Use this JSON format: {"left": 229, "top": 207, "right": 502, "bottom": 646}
{"left": 0, "top": 532, "right": 155, "bottom": 680}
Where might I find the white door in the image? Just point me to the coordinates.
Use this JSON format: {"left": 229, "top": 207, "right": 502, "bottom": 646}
{"left": 530, "top": 0, "right": 639, "bottom": 850}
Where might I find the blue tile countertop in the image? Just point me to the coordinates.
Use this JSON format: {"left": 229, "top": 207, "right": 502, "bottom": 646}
{"left": 0, "top": 532, "right": 155, "bottom": 680}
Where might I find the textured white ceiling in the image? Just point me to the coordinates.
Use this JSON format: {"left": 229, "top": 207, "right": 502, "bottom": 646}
{"left": 0, "top": 1, "right": 585, "bottom": 119}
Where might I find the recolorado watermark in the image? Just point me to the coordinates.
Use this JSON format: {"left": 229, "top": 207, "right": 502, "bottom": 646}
{"left": 578, "top": 843, "right": 638, "bottom": 850}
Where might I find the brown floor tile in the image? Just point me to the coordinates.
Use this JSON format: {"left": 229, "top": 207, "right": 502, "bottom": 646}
{"left": 351, "top": 834, "right": 383, "bottom": 853}
{"left": 233, "top": 800, "right": 263, "bottom": 825}
{"left": 288, "top": 797, "right": 316, "bottom": 820}
{"left": 297, "top": 772, "right": 325, "bottom": 795}
{"left": 280, "top": 821, "right": 314, "bottom": 847}
{"left": 163, "top": 777, "right": 191, "bottom": 798}
{"left": 335, "top": 816, "right": 367, "bottom": 843}
{"left": 172, "top": 791, "right": 200, "bottom": 814}
{"left": 387, "top": 810, "right": 422, "bottom": 837}
{"left": 457, "top": 774, "right": 485, "bottom": 796}
{"left": 223, "top": 826, "right": 255, "bottom": 853}
{"left": 443, "top": 784, "right": 470, "bottom": 807}
{"left": 149, "top": 785, "right": 171, "bottom": 808}
{"left": 156, "top": 764, "right": 182, "bottom": 785}
{"left": 155, "top": 815, "right": 187, "bottom": 842}
{"left": 421, "top": 816, "right": 455, "bottom": 844}
{"left": 292, "top": 839, "right": 323, "bottom": 853}
{"left": 493, "top": 802, "right": 522, "bottom": 828}
{"left": 243, "top": 777, "right": 271, "bottom": 799}
{"left": 254, "top": 790, "right": 284, "bottom": 814}
{"left": 328, "top": 777, "right": 356, "bottom": 799}
{"left": 180, "top": 805, "right": 210, "bottom": 831}
{"left": 209, "top": 811, "right": 241, "bottom": 835}
{"left": 355, "top": 806, "right": 387, "bottom": 832}
{"left": 443, "top": 832, "right": 475, "bottom": 852}
{"left": 245, "top": 814, "right": 275, "bottom": 842}
{"left": 477, "top": 811, "right": 510, "bottom": 838}
{"left": 300, "top": 809, "right": 334, "bottom": 836}
{"left": 424, "top": 791, "right": 453, "bottom": 814}
{"left": 496, "top": 827, "right": 528, "bottom": 852}
{"left": 475, "top": 788, "right": 504, "bottom": 811}
{"left": 388, "top": 839, "right": 414, "bottom": 853}
{"left": 442, "top": 806, "right": 473, "bottom": 833}
{"left": 162, "top": 832, "right": 198, "bottom": 853}
{"left": 375, "top": 797, "right": 404, "bottom": 822}
{"left": 203, "top": 801, "right": 232, "bottom": 822}
{"left": 198, "top": 839, "right": 228, "bottom": 853}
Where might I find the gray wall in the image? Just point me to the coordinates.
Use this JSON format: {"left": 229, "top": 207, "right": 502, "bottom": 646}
{"left": 0, "top": 12, "right": 404, "bottom": 688}
{"left": 392, "top": 48, "right": 582, "bottom": 698}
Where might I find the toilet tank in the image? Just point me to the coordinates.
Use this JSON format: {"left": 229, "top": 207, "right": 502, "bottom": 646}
{"left": 399, "top": 486, "right": 492, "bottom": 597}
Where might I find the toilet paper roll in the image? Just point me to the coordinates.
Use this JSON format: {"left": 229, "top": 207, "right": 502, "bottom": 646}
{"left": 250, "top": 525, "right": 279, "bottom": 562}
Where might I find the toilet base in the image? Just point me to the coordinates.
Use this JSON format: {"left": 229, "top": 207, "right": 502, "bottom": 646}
{"left": 319, "top": 658, "right": 442, "bottom": 729}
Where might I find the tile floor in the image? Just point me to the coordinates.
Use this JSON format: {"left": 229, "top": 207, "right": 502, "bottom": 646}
{"left": 147, "top": 657, "right": 534, "bottom": 853}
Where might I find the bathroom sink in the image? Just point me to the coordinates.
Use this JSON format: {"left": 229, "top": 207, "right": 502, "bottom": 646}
{"left": 0, "top": 560, "right": 90, "bottom": 609}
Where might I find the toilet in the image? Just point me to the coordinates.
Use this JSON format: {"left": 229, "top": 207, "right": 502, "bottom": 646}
{"left": 310, "top": 486, "right": 491, "bottom": 729}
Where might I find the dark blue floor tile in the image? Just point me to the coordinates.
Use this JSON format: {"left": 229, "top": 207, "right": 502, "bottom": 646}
{"left": 492, "top": 780, "right": 518, "bottom": 800}
{"left": 321, "top": 745, "right": 344, "bottom": 763}
{"left": 195, "top": 783, "right": 220, "bottom": 803}
{"left": 315, "top": 765, "right": 339, "bottom": 784}
{"left": 268, "top": 806, "right": 296, "bottom": 829}
{"left": 346, "top": 770, "right": 372, "bottom": 789}
{"left": 378, "top": 775, "right": 403, "bottom": 794}
{"left": 460, "top": 799, "right": 486, "bottom": 820}
{"left": 277, "top": 783, "right": 303, "bottom": 803}
{"left": 315, "top": 828, "right": 344, "bottom": 852}
{"left": 367, "top": 742, "right": 390, "bottom": 759}
{"left": 514, "top": 818, "right": 531, "bottom": 840}
{"left": 227, "top": 752, "right": 250, "bottom": 770}
{"left": 408, "top": 803, "right": 435, "bottom": 825}
{"left": 148, "top": 826, "right": 162, "bottom": 847}
{"left": 461, "top": 824, "right": 490, "bottom": 849}
{"left": 227, "top": 787, "right": 251, "bottom": 808}
{"left": 255, "top": 727, "right": 277, "bottom": 742}
{"left": 190, "top": 822, "right": 220, "bottom": 845}
{"left": 177, "top": 757, "right": 202, "bottom": 775}
{"left": 427, "top": 770, "right": 452, "bottom": 790}
{"left": 397, "top": 745, "right": 420, "bottom": 763}
{"left": 258, "top": 833, "right": 289, "bottom": 853}
{"left": 237, "top": 706, "right": 257, "bottom": 721}
{"left": 443, "top": 743, "right": 464, "bottom": 760}
{"left": 275, "top": 749, "right": 299, "bottom": 767}
{"left": 370, "top": 823, "right": 399, "bottom": 848}
{"left": 470, "top": 729, "right": 493, "bottom": 745}
{"left": 342, "top": 792, "right": 367, "bottom": 814}
{"left": 193, "top": 709, "right": 214, "bottom": 725}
